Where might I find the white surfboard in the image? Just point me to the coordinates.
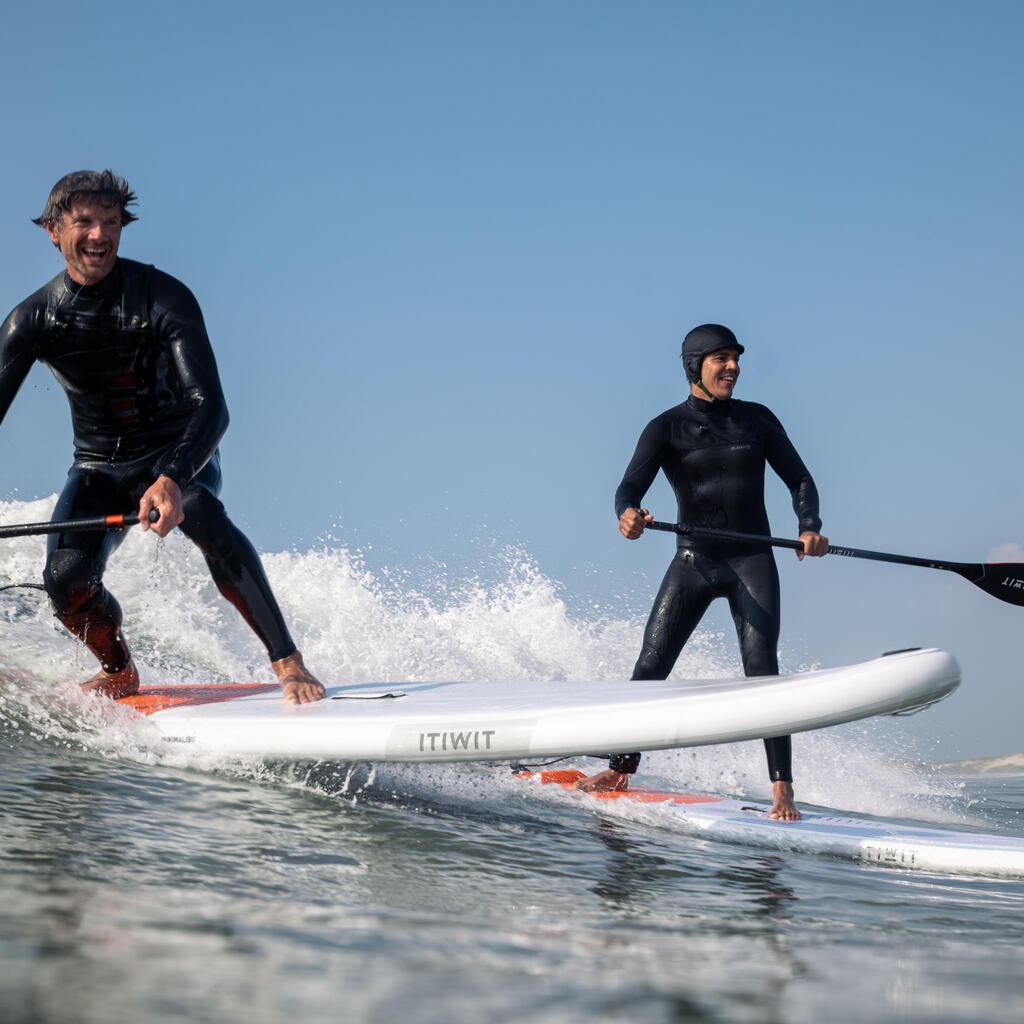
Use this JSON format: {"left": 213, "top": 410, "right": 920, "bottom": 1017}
{"left": 119, "top": 647, "right": 960, "bottom": 763}
{"left": 521, "top": 769, "right": 1024, "bottom": 878}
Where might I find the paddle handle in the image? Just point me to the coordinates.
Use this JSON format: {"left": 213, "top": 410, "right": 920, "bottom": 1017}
{"left": 0, "top": 510, "right": 158, "bottom": 539}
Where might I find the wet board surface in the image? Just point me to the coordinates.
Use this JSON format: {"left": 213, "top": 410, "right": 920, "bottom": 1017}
{"left": 117, "top": 648, "right": 960, "bottom": 764}
{"left": 518, "top": 769, "right": 1024, "bottom": 878}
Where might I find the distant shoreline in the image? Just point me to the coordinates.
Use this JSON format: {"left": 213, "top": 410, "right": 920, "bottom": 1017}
{"left": 936, "top": 752, "right": 1024, "bottom": 774}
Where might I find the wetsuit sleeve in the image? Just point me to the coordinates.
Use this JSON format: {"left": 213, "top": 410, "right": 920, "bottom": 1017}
{"left": 0, "top": 304, "right": 39, "bottom": 430}
{"left": 759, "top": 406, "right": 822, "bottom": 534}
{"left": 614, "top": 417, "right": 670, "bottom": 518}
{"left": 147, "top": 272, "right": 229, "bottom": 488}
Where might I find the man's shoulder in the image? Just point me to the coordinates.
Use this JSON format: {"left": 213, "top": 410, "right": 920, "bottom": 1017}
{"left": 119, "top": 257, "right": 175, "bottom": 291}
{"left": 731, "top": 398, "right": 785, "bottom": 431}
{"left": 731, "top": 397, "right": 776, "bottom": 417}
{"left": 16, "top": 270, "right": 66, "bottom": 310}
{"left": 121, "top": 259, "right": 203, "bottom": 317}
{"left": 649, "top": 400, "right": 692, "bottom": 425}
{"left": 120, "top": 257, "right": 192, "bottom": 291}
{"left": 3, "top": 270, "right": 65, "bottom": 332}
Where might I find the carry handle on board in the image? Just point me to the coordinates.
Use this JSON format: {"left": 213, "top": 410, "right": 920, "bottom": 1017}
{"left": 646, "top": 520, "right": 1024, "bottom": 608}
{"left": 0, "top": 509, "right": 160, "bottom": 539}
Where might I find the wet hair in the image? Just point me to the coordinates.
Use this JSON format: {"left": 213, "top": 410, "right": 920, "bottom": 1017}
{"left": 32, "top": 170, "right": 138, "bottom": 230}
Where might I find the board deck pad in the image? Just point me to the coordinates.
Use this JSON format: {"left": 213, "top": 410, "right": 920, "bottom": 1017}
{"left": 518, "top": 769, "right": 1024, "bottom": 877}
{"left": 121, "top": 684, "right": 280, "bottom": 715}
{"left": 518, "top": 768, "right": 725, "bottom": 805}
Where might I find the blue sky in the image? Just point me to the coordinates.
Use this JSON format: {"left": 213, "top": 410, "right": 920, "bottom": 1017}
{"left": 2, "top": 1, "right": 1022, "bottom": 757}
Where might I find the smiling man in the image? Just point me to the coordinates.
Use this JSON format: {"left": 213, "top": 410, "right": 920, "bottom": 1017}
{"left": 577, "top": 324, "right": 828, "bottom": 820}
{"left": 0, "top": 170, "right": 325, "bottom": 705}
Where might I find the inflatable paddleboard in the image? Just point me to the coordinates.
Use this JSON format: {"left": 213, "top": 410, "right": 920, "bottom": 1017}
{"left": 118, "top": 647, "right": 960, "bottom": 763}
{"left": 518, "top": 769, "right": 1024, "bottom": 877}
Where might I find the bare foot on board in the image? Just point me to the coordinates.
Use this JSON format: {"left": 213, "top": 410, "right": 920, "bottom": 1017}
{"left": 573, "top": 769, "right": 631, "bottom": 793}
{"left": 79, "top": 660, "right": 140, "bottom": 700}
{"left": 271, "top": 651, "right": 326, "bottom": 705}
{"left": 768, "top": 780, "right": 801, "bottom": 821}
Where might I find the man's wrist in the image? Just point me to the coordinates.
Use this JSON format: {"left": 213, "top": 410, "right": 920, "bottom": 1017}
{"left": 155, "top": 469, "right": 187, "bottom": 492}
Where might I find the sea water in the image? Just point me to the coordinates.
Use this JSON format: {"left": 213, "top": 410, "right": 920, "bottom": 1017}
{"left": 2, "top": 496, "right": 1023, "bottom": 1024}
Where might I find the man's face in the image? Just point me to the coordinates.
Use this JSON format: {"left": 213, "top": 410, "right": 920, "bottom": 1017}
{"left": 45, "top": 198, "right": 123, "bottom": 286}
{"left": 699, "top": 347, "right": 741, "bottom": 400}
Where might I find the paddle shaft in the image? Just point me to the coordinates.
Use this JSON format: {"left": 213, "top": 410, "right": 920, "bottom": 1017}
{"left": 0, "top": 510, "right": 157, "bottom": 539}
{"left": 645, "top": 520, "right": 1024, "bottom": 607}
{"left": 648, "top": 520, "right": 947, "bottom": 567}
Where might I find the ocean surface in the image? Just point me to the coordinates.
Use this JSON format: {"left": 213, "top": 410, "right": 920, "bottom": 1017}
{"left": 2, "top": 496, "right": 1023, "bottom": 1024}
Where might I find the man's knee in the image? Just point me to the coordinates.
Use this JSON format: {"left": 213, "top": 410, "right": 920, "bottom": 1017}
{"left": 43, "top": 548, "right": 101, "bottom": 613}
{"left": 180, "top": 483, "right": 225, "bottom": 523}
{"left": 736, "top": 621, "right": 779, "bottom": 677}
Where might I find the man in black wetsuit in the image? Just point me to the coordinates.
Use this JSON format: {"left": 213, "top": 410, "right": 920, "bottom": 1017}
{"left": 577, "top": 324, "right": 828, "bottom": 820}
{"left": 0, "top": 170, "right": 325, "bottom": 704}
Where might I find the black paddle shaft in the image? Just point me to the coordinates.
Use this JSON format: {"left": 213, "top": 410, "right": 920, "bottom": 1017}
{"left": 0, "top": 510, "right": 158, "bottom": 539}
{"left": 646, "top": 520, "right": 1024, "bottom": 608}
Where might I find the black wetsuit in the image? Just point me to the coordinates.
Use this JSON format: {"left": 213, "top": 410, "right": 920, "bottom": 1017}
{"left": 0, "top": 258, "right": 295, "bottom": 670}
{"left": 611, "top": 394, "right": 822, "bottom": 781}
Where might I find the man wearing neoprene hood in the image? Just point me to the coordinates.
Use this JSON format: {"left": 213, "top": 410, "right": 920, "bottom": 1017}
{"left": 576, "top": 324, "right": 828, "bottom": 820}
{"left": 0, "top": 170, "right": 325, "bottom": 704}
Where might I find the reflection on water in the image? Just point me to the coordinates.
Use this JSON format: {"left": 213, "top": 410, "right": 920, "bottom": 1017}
{"left": 3, "top": 726, "right": 1024, "bottom": 1024}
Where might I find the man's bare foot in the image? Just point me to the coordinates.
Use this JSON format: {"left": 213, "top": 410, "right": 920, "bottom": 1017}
{"left": 271, "top": 651, "right": 326, "bottom": 705}
{"left": 573, "top": 769, "right": 631, "bottom": 793}
{"left": 80, "top": 660, "right": 140, "bottom": 700}
{"left": 769, "top": 780, "right": 801, "bottom": 821}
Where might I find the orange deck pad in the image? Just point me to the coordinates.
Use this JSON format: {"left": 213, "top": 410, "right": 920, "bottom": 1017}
{"left": 118, "top": 683, "right": 280, "bottom": 716}
{"left": 523, "top": 768, "right": 724, "bottom": 805}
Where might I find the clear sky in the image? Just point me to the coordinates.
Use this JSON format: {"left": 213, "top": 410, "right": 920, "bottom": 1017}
{"left": 2, "top": 1, "right": 1022, "bottom": 758}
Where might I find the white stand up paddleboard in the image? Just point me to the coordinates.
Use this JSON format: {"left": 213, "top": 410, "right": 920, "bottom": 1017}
{"left": 519, "top": 769, "right": 1024, "bottom": 878}
{"left": 119, "top": 647, "right": 960, "bottom": 764}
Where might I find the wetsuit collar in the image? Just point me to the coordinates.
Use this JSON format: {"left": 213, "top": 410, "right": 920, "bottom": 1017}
{"left": 62, "top": 259, "right": 121, "bottom": 300}
{"left": 687, "top": 392, "right": 730, "bottom": 414}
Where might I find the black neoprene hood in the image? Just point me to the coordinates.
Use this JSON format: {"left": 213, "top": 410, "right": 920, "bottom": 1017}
{"left": 681, "top": 324, "right": 744, "bottom": 383}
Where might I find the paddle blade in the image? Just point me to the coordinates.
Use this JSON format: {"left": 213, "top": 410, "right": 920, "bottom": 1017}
{"left": 957, "top": 563, "right": 1024, "bottom": 607}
